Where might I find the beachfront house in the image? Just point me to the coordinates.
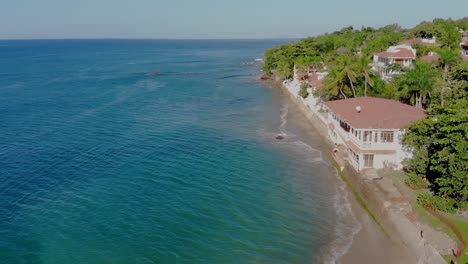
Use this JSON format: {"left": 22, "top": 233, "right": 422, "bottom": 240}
{"left": 323, "top": 97, "right": 427, "bottom": 171}
{"left": 371, "top": 44, "right": 416, "bottom": 81}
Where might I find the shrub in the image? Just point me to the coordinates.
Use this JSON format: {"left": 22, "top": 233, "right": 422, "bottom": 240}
{"left": 417, "top": 192, "right": 433, "bottom": 208}
{"left": 417, "top": 192, "right": 457, "bottom": 213}
{"left": 299, "top": 83, "right": 309, "bottom": 98}
{"left": 456, "top": 201, "right": 468, "bottom": 211}
{"left": 405, "top": 173, "right": 428, "bottom": 190}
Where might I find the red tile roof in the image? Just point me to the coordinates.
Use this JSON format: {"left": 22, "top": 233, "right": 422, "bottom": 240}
{"left": 375, "top": 48, "right": 416, "bottom": 58}
{"left": 400, "top": 38, "right": 422, "bottom": 46}
{"left": 421, "top": 54, "right": 440, "bottom": 62}
{"left": 308, "top": 72, "right": 324, "bottom": 90}
{"left": 324, "top": 97, "right": 427, "bottom": 129}
{"left": 296, "top": 74, "right": 308, "bottom": 81}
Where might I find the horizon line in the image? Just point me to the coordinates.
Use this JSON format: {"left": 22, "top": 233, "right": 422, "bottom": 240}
{"left": 0, "top": 37, "right": 301, "bottom": 41}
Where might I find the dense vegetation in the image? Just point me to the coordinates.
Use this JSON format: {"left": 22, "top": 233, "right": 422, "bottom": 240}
{"left": 404, "top": 62, "right": 468, "bottom": 212}
{"left": 263, "top": 17, "right": 468, "bottom": 211}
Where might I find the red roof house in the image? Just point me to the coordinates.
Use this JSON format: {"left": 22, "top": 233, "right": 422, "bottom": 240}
{"left": 324, "top": 97, "right": 427, "bottom": 170}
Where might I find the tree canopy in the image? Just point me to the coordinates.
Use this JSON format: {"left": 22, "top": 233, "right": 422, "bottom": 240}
{"left": 263, "top": 17, "right": 468, "bottom": 207}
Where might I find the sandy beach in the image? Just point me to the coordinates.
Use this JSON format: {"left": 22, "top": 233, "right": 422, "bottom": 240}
{"left": 339, "top": 192, "right": 415, "bottom": 263}
{"left": 264, "top": 79, "right": 425, "bottom": 263}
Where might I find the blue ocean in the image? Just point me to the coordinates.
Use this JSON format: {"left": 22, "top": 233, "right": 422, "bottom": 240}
{"left": 0, "top": 40, "right": 358, "bottom": 263}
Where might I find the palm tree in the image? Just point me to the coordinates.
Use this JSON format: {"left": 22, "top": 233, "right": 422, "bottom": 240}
{"left": 337, "top": 54, "right": 358, "bottom": 97}
{"left": 323, "top": 66, "right": 351, "bottom": 99}
{"left": 398, "top": 61, "right": 439, "bottom": 108}
{"left": 355, "top": 54, "right": 375, "bottom": 96}
{"left": 438, "top": 48, "right": 461, "bottom": 80}
{"left": 438, "top": 48, "right": 461, "bottom": 106}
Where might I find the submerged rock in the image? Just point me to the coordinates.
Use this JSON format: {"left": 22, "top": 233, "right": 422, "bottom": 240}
{"left": 147, "top": 72, "right": 161, "bottom": 76}
{"left": 275, "top": 135, "right": 284, "bottom": 140}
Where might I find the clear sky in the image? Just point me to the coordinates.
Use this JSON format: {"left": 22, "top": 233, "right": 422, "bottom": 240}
{"left": 1, "top": 0, "right": 467, "bottom": 39}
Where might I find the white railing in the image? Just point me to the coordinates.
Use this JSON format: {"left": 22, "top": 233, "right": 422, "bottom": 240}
{"left": 336, "top": 126, "right": 349, "bottom": 142}
{"left": 349, "top": 157, "right": 360, "bottom": 171}
{"left": 349, "top": 135, "right": 373, "bottom": 149}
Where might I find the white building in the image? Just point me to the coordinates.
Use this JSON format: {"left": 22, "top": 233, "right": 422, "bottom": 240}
{"left": 371, "top": 44, "right": 416, "bottom": 81}
{"left": 323, "top": 97, "right": 427, "bottom": 171}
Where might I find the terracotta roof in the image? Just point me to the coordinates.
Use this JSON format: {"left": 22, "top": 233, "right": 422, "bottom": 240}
{"left": 461, "top": 42, "right": 468, "bottom": 47}
{"left": 296, "top": 74, "right": 308, "bottom": 81}
{"left": 324, "top": 97, "right": 427, "bottom": 129}
{"left": 421, "top": 54, "right": 440, "bottom": 62}
{"left": 308, "top": 72, "right": 324, "bottom": 90}
{"left": 375, "top": 48, "right": 416, "bottom": 58}
{"left": 400, "top": 38, "right": 422, "bottom": 46}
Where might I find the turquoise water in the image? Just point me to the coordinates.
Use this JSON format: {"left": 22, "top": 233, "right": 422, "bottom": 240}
{"left": 0, "top": 40, "right": 355, "bottom": 263}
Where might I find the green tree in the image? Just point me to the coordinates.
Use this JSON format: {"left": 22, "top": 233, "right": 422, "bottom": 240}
{"left": 455, "top": 17, "right": 468, "bottom": 31}
{"left": 435, "top": 20, "right": 461, "bottom": 49}
{"left": 438, "top": 47, "right": 462, "bottom": 79}
{"left": 403, "top": 62, "right": 468, "bottom": 202}
{"left": 410, "top": 21, "right": 438, "bottom": 38}
{"left": 323, "top": 65, "right": 352, "bottom": 99}
{"left": 276, "top": 60, "right": 293, "bottom": 79}
{"left": 321, "top": 54, "right": 359, "bottom": 99}
{"left": 437, "top": 47, "right": 462, "bottom": 106}
{"left": 430, "top": 104, "right": 468, "bottom": 200}
{"left": 329, "top": 54, "right": 358, "bottom": 97}
{"left": 398, "top": 61, "right": 440, "bottom": 108}
{"left": 355, "top": 54, "right": 375, "bottom": 96}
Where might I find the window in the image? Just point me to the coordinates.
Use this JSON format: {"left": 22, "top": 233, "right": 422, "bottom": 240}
{"left": 374, "top": 132, "right": 378, "bottom": 143}
{"left": 364, "top": 154, "right": 374, "bottom": 168}
{"left": 349, "top": 149, "right": 359, "bottom": 163}
{"left": 363, "top": 131, "right": 372, "bottom": 142}
{"left": 380, "top": 131, "right": 394, "bottom": 143}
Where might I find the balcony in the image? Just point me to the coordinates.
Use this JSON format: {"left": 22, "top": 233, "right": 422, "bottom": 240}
{"left": 350, "top": 135, "right": 373, "bottom": 149}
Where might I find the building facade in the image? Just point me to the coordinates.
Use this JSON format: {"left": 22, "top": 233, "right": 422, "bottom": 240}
{"left": 371, "top": 44, "right": 416, "bottom": 81}
{"left": 324, "top": 97, "right": 427, "bottom": 171}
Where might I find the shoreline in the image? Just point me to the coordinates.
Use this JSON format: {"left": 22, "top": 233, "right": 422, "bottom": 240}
{"left": 264, "top": 77, "right": 446, "bottom": 263}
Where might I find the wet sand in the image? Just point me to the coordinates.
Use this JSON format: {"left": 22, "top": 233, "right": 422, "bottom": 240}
{"left": 340, "top": 192, "right": 416, "bottom": 264}
{"left": 266, "top": 80, "right": 416, "bottom": 263}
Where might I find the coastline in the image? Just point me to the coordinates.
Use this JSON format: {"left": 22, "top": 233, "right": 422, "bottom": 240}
{"left": 264, "top": 77, "right": 446, "bottom": 263}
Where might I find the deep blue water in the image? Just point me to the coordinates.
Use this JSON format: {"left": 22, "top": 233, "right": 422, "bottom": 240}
{"left": 0, "top": 40, "right": 352, "bottom": 263}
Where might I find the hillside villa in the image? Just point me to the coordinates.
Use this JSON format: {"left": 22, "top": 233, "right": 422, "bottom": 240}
{"left": 421, "top": 51, "right": 440, "bottom": 62}
{"left": 323, "top": 97, "right": 427, "bottom": 171}
{"left": 371, "top": 44, "right": 416, "bottom": 81}
{"left": 400, "top": 36, "right": 438, "bottom": 47}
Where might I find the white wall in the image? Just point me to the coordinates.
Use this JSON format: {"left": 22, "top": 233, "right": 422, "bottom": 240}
{"left": 284, "top": 80, "right": 413, "bottom": 171}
